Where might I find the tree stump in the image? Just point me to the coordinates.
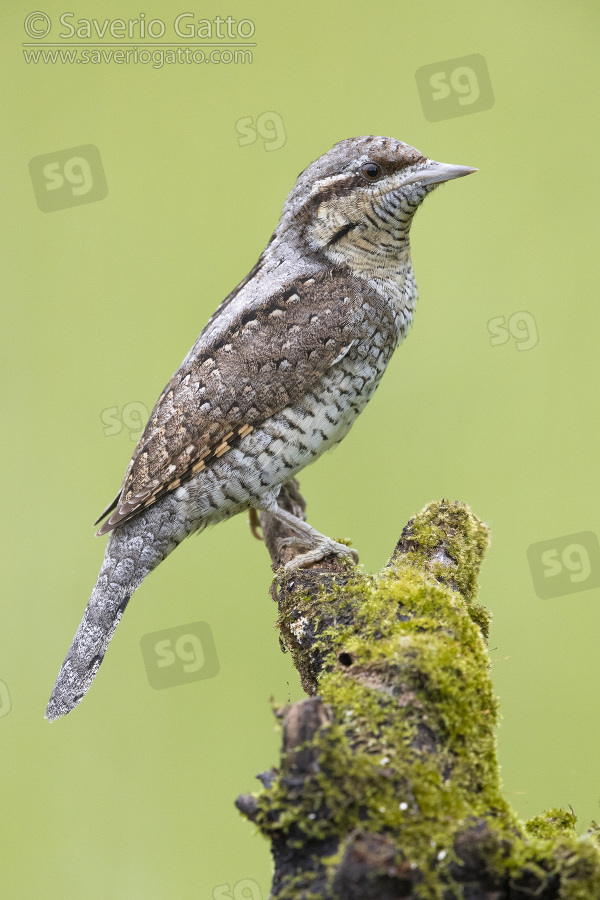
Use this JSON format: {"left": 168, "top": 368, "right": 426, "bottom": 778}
{"left": 237, "top": 481, "right": 600, "bottom": 899}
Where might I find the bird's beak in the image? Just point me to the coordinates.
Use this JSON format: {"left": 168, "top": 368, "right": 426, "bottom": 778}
{"left": 402, "top": 162, "right": 478, "bottom": 189}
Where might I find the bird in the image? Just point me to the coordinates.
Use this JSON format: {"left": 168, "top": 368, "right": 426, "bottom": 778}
{"left": 45, "top": 135, "right": 476, "bottom": 721}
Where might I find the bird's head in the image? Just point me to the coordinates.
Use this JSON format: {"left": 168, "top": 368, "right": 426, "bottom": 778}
{"left": 281, "top": 135, "right": 476, "bottom": 276}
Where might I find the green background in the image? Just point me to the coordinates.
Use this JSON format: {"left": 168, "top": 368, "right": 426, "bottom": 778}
{"left": 2, "top": 1, "right": 600, "bottom": 896}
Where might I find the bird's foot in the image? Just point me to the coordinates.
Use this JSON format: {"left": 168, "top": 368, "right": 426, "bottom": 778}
{"left": 255, "top": 493, "right": 358, "bottom": 573}
{"left": 279, "top": 535, "right": 359, "bottom": 573}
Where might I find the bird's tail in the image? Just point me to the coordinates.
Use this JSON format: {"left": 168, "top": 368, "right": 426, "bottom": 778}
{"left": 45, "top": 505, "right": 187, "bottom": 722}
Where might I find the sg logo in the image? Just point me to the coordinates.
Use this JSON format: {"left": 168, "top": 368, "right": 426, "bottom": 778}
{"left": 235, "top": 112, "right": 287, "bottom": 151}
{"left": 213, "top": 879, "right": 263, "bottom": 900}
{"left": 415, "top": 54, "right": 494, "bottom": 122}
{"left": 29, "top": 144, "right": 108, "bottom": 212}
{"left": 488, "top": 311, "right": 539, "bottom": 351}
{"left": 527, "top": 532, "right": 600, "bottom": 599}
{"left": 140, "top": 621, "right": 220, "bottom": 689}
{"left": 101, "top": 402, "right": 149, "bottom": 442}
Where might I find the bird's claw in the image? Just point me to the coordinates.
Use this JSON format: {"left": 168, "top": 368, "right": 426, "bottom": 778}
{"left": 281, "top": 537, "right": 359, "bottom": 574}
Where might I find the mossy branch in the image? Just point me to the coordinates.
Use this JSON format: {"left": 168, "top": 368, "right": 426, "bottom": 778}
{"left": 236, "top": 480, "right": 600, "bottom": 899}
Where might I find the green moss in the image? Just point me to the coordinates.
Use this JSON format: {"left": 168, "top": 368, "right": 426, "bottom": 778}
{"left": 394, "top": 499, "right": 491, "bottom": 603}
{"left": 525, "top": 808, "right": 578, "bottom": 840}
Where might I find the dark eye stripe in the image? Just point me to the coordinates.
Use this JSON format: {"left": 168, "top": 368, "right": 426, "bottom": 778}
{"left": 305, "top": 154, "right": 427, "bottom": 212}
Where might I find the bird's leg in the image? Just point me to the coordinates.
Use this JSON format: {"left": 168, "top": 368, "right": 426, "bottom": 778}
{"left": 255, "top": 493, "right": 359, "bottom": 572}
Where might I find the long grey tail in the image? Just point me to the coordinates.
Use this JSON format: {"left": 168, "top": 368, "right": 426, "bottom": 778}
{"left": 46, "top": 502, "right": 188, "bottom": 722}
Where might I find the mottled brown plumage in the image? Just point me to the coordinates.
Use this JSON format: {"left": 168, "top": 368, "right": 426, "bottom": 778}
{"left": 97, "top": 270, "right": 375, "bottom": 534}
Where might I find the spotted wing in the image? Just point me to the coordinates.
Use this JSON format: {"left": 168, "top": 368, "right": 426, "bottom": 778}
{"left": 96, "top": 271, "right": 382, "bottom": 534}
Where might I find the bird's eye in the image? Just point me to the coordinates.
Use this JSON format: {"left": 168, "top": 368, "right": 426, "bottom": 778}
{"left": 361, "top": 162, "right": 383, "bottom": 182}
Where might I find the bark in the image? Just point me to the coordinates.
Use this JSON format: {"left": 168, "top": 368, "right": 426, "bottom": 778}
{"left": 236, "top": 480, "right": 600, "bottom": 900}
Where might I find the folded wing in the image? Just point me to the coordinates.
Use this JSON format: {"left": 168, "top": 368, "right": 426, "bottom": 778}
{"left": 96, "top": 270, "right": 371, "bottom": 534}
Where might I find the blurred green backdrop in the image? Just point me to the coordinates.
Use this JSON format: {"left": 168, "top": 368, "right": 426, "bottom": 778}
{"left": 2, "top": 1, "right": 600, "bottom": 896}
